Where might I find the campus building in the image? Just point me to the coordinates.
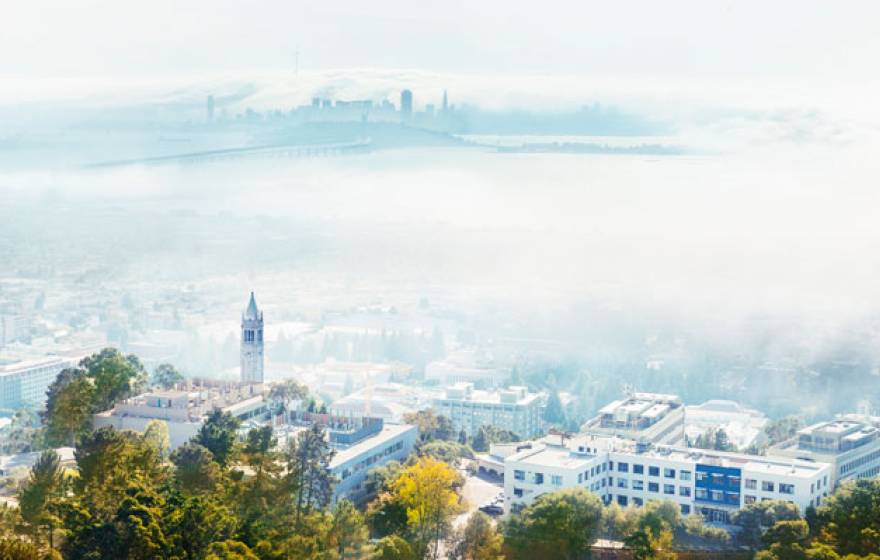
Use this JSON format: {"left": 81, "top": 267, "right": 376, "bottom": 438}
{"left": 768, "top": 419, "right": 880, "bottom": 487}
{"left": 0, "top": 356, "right": 76, "bottom": 410}
{"left": 434, "top": 383, "right": 545, "bottom": 439}
{"left": 504, "top": 434, "right": 831, "bottom": 525}
{"left": 582, "top": 392, "right": 685, "bottom": 445}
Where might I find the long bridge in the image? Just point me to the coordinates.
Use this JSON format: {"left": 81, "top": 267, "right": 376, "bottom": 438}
{"left": 84, "top": 138, "right": 372, "bottom": 169}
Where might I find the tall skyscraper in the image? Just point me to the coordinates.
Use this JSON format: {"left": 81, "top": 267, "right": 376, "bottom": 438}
{"left": 206, "top": 95, "right": 215, "bottom": 123}
{"left": 442, "top": 90, "right": 448, "bottom": 113}
{"left": 400, "top": 89, "right": 413, "bottom": 120}
{"left": 240, "top": 291, "right": 264, "bottom": 384}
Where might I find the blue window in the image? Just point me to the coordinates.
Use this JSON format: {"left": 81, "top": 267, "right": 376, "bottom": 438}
{"left": 617, "top": 495, "right": 628, "bottom": 506}
{"left": 648, "top": 482, "right": 659, "bottom": 493}
{"left": 681, "top": 504, "right": 691, "bottom": 515}
{"left": 664, "top": 484, "right": 675, "bottom": 495}
{"left": 514, "top": 470, "right": 525, "bottom": 481}
{"left": 664, "top": 468, "right": 676, "bottom": 478}
{"left": 618, "top": 462, "right": 629, "bottom": 473}
{"left": 633, "top": 464, "right": 644, "bottom": 474}
{"left": 649, "top": 466, "right": 660, "bottom": 477}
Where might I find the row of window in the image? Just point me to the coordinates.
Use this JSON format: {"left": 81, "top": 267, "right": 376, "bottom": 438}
{"left": 743, "top": 479, "right": 795, "bottom": 494}
{"left": 840, "top": 449, "right": 880, "bottom": 475}
{"left": 615, "top": 462, "right": 691, "bottom": 480}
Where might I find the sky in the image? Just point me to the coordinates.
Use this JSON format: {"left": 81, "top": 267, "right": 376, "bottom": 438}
{"left": 3, "top": 1, "right": 879, "bottom": 113}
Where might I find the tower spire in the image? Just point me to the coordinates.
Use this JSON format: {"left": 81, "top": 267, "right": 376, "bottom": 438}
{"left": 240, "top": 291, "right": 264, "bottom": 384}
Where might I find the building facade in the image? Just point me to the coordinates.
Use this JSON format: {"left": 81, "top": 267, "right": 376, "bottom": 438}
{"left": 504, "top": 435, "right": 831, "bottom": 525}
{"left": 240, "top": 292, "right": 264, "bottom": 384}
{"left": 768, "top": 419, "right": 880, "bottom": 487}
{"left": 582, "top": 392, "right": 685, "bottom": 445}
{"left": 434, "top": 383, "right": 545, "bottom": 439}
{"left": 0, "top": 356, "right": 75, "bottom": 410}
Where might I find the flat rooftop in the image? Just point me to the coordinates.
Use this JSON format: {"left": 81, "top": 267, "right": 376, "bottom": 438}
{"left": 330, "top": 423, "right": 416, "bottom": 467}
{"left": 507, "top": 443, "right": 595, "bottom": 470}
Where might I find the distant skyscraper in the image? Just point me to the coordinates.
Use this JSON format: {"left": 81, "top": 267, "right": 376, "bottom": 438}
{"left": 442, "top": 90, "right": 448, "bottom": 113}
{"left": 206, "top": 95, "right": 215, "bottom": 123}
{"left": 240, "top": 291, "right": 264, "bottom": 384}
{"left": 400, "top": 89, "right": 413, "bottom": 120}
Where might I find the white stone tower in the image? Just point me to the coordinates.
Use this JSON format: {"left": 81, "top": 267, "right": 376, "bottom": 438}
{"left": 240, "top": 291, "right": 264, "bottom": 384}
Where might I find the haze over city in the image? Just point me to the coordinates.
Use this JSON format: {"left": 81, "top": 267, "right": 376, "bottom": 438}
{"left": 2, "top": 2, "right": 880, "bottom": 559}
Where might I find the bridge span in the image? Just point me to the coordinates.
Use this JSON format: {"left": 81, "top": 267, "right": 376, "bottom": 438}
{"left": 84, "top": 138, "right": 371, "bottom": 169}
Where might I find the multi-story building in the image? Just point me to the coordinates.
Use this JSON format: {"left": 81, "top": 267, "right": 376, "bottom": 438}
{"left": 504, "top": 435, "right": 831, "bottom": 525}
{"left": 328, "top": 419, "right": 417, "bottom": 505}
{"left": 434, "top": 383, "right": 545, "bottom": 439}
{"left": 94, "top": 380, "right": 269, "bottom": 448}
{"left": 768, "top": 419, "right": 880, "bottom": 487}
{"left": 582, "top": 392, "right": 685, "bottom": 445}
{"left": 0, "top": 356, "right": 76, "bottom": 410}
{"left": 424, "top": 349, "right": 504, "bottom": 387}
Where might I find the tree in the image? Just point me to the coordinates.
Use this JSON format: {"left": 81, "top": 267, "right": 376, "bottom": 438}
{"left": 625, "top": 528, "right": 678, "bottom": 560}
{"left": 732, "top": 500, "right": 801, "bottom": 549}
{"left": 504, "top": 487, "right": 603, "bottom": 560}
{"left": 765, "top": 416, "right": 803, "bottom": 446}
{"left": 163, "top": 491, "right": 237, "bottom": 560}
{"left": 366, "top": 492, "right": 409, "bottom": 539}
{"left": 80, "top": 348, "right": 148, "bottom": 411}
{"left": 152, "top": 363, "right": 184, "bottom": 389}
{"left": 418, "top": 440, "right": 474, "bottom": 466}
{"left": 0, "top": 538, "right": 59, "bottom": 560}
{"left": 755, "top": 520, "right": 810, "bottom": 560}
{"left": 403, "top": 409, "right": 454, "bottom": 443}
{"left": 268, "top": 379, "right": 308, "bottom": 417}
{"left": 143, "top": 419, "right": 171, "bottom": 457}
{"left": 170, "top": 442, "right": 223, "bottom": 494}
{"left": 283, "top": 423, "right": 336, "bottom": 528}
{"left": 391, "top": 457, "right": 461, "bottom": 560}
{"left": 471, "top": 425, "right": 519, "bottom": 453}
{"left": 194, "top": 409, "right": 240, "bottom": 467}
{"left": 811, "top": 478, "right": 880, "bottom": 556}
{"left": 205, "top": 540, "right": 260, "bottom": 560}
{"left": 370, "top": 535, "right": 416, "bottom": 560}
{"left": 73, "top": 426, "right": 166, "bottom": 521}
{"left": 449, "top": 511, "right": 504, "bottom": 560}
{"left": 42, "top": 368, "right": 94, "bottom": 447}
{"left": 328, "top": 499, "right": 369, "bottom": 559}
{"left": 543, "top": 390, "right": 566, "bottom": 426}
{"left": 18, "top": 450, "right": 64, "bottom": 548}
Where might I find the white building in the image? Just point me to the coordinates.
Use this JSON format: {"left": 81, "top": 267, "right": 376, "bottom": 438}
{"left": 425, "top": 349, "right": 505, "bottom": 387}
{"left": 582, "top": 392, "right": 685, "bottom": 445}
{"left": 504, "top": 434, "right": 831, "bottom": 525}
{"left": 329, "top": 383, "right": 439, "bottom": 423}
{"left": 685, "top": 400, "right": 768, "bottom": 450}
{"left": 94, "top": 381, "right": 270, "bottom": 448}
{"left": 0, "top": 356, "right": 76, "bottom": 410}
{"left": 434, "top": 383, "right": 545, "bottom": 439}
{"left": 328, "top": 420, "right": 417, "bottom": 505}
{"left": 768, "top": 419, "right": 880, "bottom": 488}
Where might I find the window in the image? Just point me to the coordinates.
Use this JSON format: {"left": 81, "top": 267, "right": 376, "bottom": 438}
{"left": 810, "top": 482, "right": 814, "bottom": 493}
{"left": 618, "top": 462, "right": 629, "bottom": 473}
{"left": 696, "top": 471, "right": 707, "bottom": 483}
{"left": 633, "top": 480, "right": 644, "bottom": 491}
{"left": 711, "top": 490, "right": 723, "bottom": 501}
{"left": 696, "top": 488, "right": 708, "bottom": 500}
{"left": 761, "top": 481, "right": 775, "bottom": 492}
{"left": 779, "top": 483, "right": 795, "bottom": 495}
{"left": 514, "top": 488, "right": 523, "bottom": 497}
{"left": 534, "top": 473, "right": 544, "bottom": 485}
{"left": 679, "top": 486, "right": 691, "bottom": 497}
{"left": 648, "top": 482, "right": 659, "bottom": 493}
{"left": 680, "top": 470, "right": 692, "bottom": 481}
{"left": 633, "top": 497, "right": 644, "bottom": 506}
{"left": 617, "top": 495, "right": 628, "bottom": 506}
{"left": 578, "top": 473, "right": 583, "bottom": 484}
{"left": 744, "top": 495, "right": 756, "bottom": 505}
{"left": 681, "top": 504, "right": 691, "bottom": 515}
{"left": 664, "top": 468, "right": 676, "bottom": 478}
{"left": 514, "top": 470, "right": 525, "bottom": 481}
{"left": 649, "top": 466, "right": 660, "bottom": 477}
{"left": 711, "top": 474, "right": 725, "bottom": 485}
{"left": 609, "top": 461, "right": 614, "bottom": 470}
{"left": 729, "top": 476, "right": 741, "bottom": 486}
{"left": 633, "top": 464, "right": 644, "bottom": 474}
{"left": 745, "top": 479, "right": 757, "bottom": 490}
{"left": 601, "top": 478, "right": 606, "bottom": 488}
{"left": 618, "top": 479, "right": 628, "bottom": 489}
{"left": 664, "top": 484, "right": 675, "bottom": 495}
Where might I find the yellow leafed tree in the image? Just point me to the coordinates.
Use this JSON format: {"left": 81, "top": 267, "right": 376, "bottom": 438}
{"left": 392, "top": 457, "right": 460, "bottom": 560}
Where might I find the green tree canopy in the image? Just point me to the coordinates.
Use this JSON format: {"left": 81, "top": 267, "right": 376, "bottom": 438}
{"left": 194, "top": 409, "right": 241, "bottom": 467}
